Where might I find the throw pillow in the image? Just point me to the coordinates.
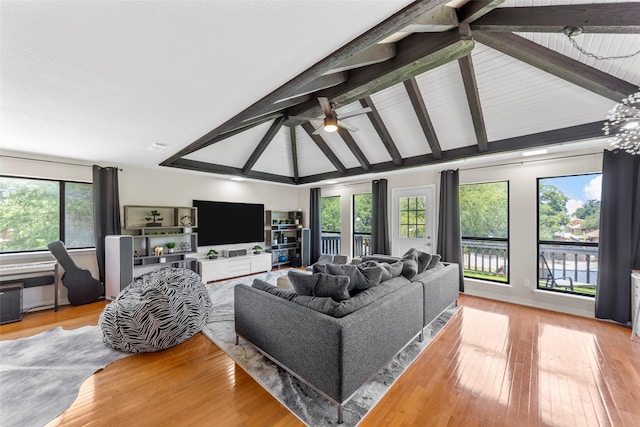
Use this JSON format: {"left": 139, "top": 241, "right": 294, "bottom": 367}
{"left": 288, "top": 271, "right": 351, "bottom": 302}
{"left": 427, "top": 253, "right": 441, "bottom": 269}
{"left": 312, "top": 263, "right": 328, "bottom": 274}
{"left": 401, "top": 248, "right": 431, "bottom": 273}
{"left": 326, "top": 263, "right": 383, "bottom": 292}
{"left": 400, "top": 251, "right": 419, "bottom": 280}
{"left": 359, "top": 260, "right": 403, "bottom": 282}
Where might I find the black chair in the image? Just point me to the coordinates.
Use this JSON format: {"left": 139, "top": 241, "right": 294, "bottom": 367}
{"left": 539, "top": 253, "right": 574, "bottom": 292}
{"left": 48, "top": 240, "right": 103, "bottom": 305}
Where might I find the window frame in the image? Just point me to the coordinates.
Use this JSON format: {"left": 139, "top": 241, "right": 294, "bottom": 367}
{"left": 536, "top": 173, "right": 600, "bottom": 297}
{"left": 0, "top": 175, "right": 95, "bottom": 254}
{"left": 352, "top": 192, "right": 371, "bottom": 258}
{"left": 459, "top": 180, "right": 510, "bottom": 284}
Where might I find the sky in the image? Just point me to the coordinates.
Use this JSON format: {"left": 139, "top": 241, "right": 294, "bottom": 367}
{"left": 540, "top": 173, "right": 602, "bottom": 215}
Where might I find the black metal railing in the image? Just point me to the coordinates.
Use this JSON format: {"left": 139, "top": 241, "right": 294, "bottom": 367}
{"left": 462, "top": 238, "right": 509, "bottom": 282}
{"left": 538, "top": 242, "right": 598, "bottom": 295}
{"left": 353, "top": 233, "right": 371, "bottom": 258}
{"left": 321, "top": 232, "right": 341, "bottom": 255}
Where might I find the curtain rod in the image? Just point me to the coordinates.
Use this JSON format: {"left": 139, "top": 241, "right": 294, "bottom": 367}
{"left": 455, "top": 151, "right": 602, "bottom": 172}
{"left": 0, "top": 154, "right": 123, "bottom": 171}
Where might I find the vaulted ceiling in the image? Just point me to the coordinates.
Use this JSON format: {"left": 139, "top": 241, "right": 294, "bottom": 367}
{"left": 161, "top": 0, "right": 640, "bottom": 185}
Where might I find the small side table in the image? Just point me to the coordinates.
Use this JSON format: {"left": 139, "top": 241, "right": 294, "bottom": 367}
{"left": 0, "top": 282, "right": 24, "bottom": 324}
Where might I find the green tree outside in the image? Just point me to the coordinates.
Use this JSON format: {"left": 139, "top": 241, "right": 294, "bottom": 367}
{"left": 574, "top": 199, "right": 600, "bottom": 231}
{"left": 0, "top": 177, "right": 59, "bottom": 252}
{"left": 321, "top": 196, "right": 341, "bottom": 232}
{"left": 539, "top": 183, "right": 569, "bottom": 240}
{"left": 459, "top": 182, "right": 508, "bottom": 238}
{"left": 353, "top": 193, "right": 371, "bottom": 234}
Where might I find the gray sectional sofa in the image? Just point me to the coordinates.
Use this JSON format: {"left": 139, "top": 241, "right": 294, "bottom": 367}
{"left": 234, "top": 251, "right": 459, "bottom": 423}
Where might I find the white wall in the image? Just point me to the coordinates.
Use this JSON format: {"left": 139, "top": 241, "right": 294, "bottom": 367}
{"left": 1, "top": 148, "right": 605, "bottom": 318}
{"left": 0, "top": 151, "right": 307, "bottom": 310}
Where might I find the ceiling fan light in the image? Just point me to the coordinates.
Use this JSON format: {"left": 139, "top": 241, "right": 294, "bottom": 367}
{"left": 324, "top": 116, "right": 338, "bottom": 132}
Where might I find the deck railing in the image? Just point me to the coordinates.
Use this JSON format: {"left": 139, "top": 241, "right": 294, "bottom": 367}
{"left": 462, "top": 238, "right": 509, "bottom": 282}
{"left": 539, "top": 243, "right": 598, "bottom": 295}
{"left": 321, "top": 233, "right": 341, "bottom": 255}
{"left": 353, "top": 233, "right": 371, "bottom": 258}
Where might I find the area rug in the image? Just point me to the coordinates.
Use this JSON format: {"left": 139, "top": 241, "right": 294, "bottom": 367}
{"left": 201, "top": 269, "right": 459, "bottom": 426}
{"left": 0, "top": 325, "right": 132, "bottom": 427}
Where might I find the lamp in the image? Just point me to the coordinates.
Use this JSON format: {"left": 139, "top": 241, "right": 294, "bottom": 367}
{"left": 603, "top": 90, "right": 640, "bottom": 155}
{"left": 324, "top": 115, "right": 338, "bottom": 132}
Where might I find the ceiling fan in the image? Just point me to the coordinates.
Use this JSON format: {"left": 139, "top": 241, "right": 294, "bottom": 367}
{"left": 289, "top": 97, "right": 372, "bottom": 134}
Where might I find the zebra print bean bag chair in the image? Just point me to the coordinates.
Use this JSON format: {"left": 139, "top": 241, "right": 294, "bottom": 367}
{"left": 99, "top": 268, "right": 212, "bottom": 353}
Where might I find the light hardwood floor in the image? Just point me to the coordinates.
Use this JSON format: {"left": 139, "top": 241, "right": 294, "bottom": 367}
{"left": 1, "top": 294, "right": 639, "bottom": 426}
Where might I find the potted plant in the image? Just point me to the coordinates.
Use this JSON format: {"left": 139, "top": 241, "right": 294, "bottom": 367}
{"left": 144, "top": 210, "right": 164, "bottom": 227}
{"left": 207, "top": 249, "right": 218, "bottom": 259}
{"left": 165, "top": 242, "right": 176, "bottom": 253}
{"left": 252, "top": 245, "right": 262, "bottom": 254}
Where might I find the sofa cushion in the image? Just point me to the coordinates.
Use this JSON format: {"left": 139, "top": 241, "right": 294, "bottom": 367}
{"left": 312, "top": 263, "right": 327, "bottom": 274}
{"left": 251, "top": 276, "right": 412, "bottom": 318}
{"left": 360, "top": 260, "right": 403, "bottom": 282}
{"left": 326, "top": 263, "right": 384, "bottom": 292}
{"left": 400, "top": 251, "right": 419, "bottom": 280}
{"left": 288, "top": 270, "right": 351, "bottom": 301}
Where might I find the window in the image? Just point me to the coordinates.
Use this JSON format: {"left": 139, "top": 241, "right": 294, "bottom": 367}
{"left": 459, "top": 181, "right": 509, "bottom": 283}
{"left": 321, "top": 196, "right": 341, "bottom": 255}
{"left": 537, "top": 174, "right": 601, "bottom": 296}
{"left": 399, "top": 196, "right": 425, "bottom": 239}
{"left": 353, "top": 193, "right": 371, "bottom": 257}
{"left": 0, "top": 176, "right": 94, "bottom": 253}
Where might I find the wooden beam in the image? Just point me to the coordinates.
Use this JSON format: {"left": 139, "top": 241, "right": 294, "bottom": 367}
{"left": 360, "top": 97, "right": 403, "bottom": 165}
{"left": 458, "top": 55, "right": 488, "bottom": 152}
{"left": 337, "top": 128, "right": 371, "bottom": 171}
{"left": 458, "top": 0, "right": 506, "bottom": 24}
{"left": 471, "top": 4, "right": 640, "bottom": 33}
{"left": 473, "top": 32, "right": 638, "bottom": 102}
{"left": 301, "top": 122, "right": 347, "bottom": 175}
{"left": 275, "top": 73, "right": 347, "bottom": 103}
{"left": 297, "top": 121, "right": 604, "bottom": 184}
{"left": 241, "top": 116, "right": 285, "bottom": 174}
{"left": 404, "top": 77, "right": 443, "bottom": 160}
{"left": 165, "top": 158, "right": 296, "bottom": 185}
{"left": 324, "top": 44, "right": 397, "bottom": 74}
{"left": 287, "top": 25, "right": 474, "bottom": 118}
{"left": 290, "top": 126, "right": 299, "bottom": 184}
{"left": 159, "top": 115, "right": 280, "bottom": 166}
{"left": 162, "top": 0, "right": 451, "bottom": 164}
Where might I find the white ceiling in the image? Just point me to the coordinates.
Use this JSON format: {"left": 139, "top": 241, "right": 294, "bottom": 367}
{"left": 2, "top": 0, "right": 639, "bottom": 186}
{"left": 0, "top": 0, "right": 413, "bottom": 168}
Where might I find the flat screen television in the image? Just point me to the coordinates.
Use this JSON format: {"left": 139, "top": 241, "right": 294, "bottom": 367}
{"left": 193, "top": 200, "right": 264, "bottom": 246}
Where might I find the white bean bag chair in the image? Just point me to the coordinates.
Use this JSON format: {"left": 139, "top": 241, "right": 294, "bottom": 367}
{"left": 99, "top": 268, "right": 212, "bottom": 353}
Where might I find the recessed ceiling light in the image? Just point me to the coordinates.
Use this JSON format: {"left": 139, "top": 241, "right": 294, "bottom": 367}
{"left": 148, "top": 142, "right": 168, "bottom": 152}
{"left": 324, "top": 180, "right": 339, "bottom": 185}
{"left": 522, "top": 149, "right": 548, "bottom": 157}
{"left": 230, "top": 177, "right": 245, "bottom": 181}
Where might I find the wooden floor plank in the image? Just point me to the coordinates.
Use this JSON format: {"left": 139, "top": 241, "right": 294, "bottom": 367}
{"left": 2, "top": 294, "right": 640, "bottom": 426}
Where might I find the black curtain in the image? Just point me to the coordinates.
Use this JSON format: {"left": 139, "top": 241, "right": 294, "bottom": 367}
{"left": 437, "top": 169, "right": 464, "bottom": 292}
{"left": 371, "top": 179, "right": 390, "bottom": 255}
{"left": 595, "top": 150, "right": 640, "bottom": 323}
{"left": 310, "top": 188, "right": 322, "bottom": 264}
{"left": 93, "top": 165, "right": 121, "bottom": 284}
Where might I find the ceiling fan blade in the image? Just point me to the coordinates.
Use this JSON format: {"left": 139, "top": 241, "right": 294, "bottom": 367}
{"left": 318, "top": 97, "right": 332, "bottom": 117}
{"left": 338, "top": 107, "right": 372, "bottom": 120}
{"left": 337, "top": 120, "right": 359, "bottom": 132}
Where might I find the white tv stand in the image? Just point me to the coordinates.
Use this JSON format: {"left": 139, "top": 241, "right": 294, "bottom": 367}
{"left": 198, "top": 253, "right": 272, "bottom": 283}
